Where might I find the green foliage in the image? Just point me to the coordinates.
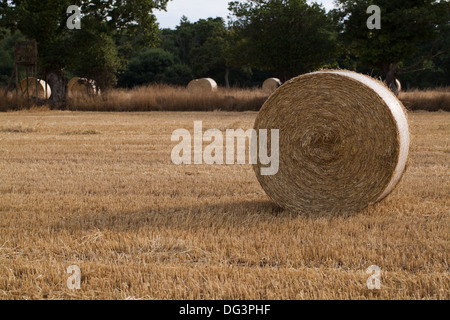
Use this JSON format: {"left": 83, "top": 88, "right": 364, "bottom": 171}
{"left": 0, "top": 0, "right": 74, "bottom": 71}
{"left": 1, "top": 0, "right": 448, "bottom": 92}
{"left": 66, "top": 18, "right": 121, "bottom": 89}
{"left": 400, "top": 23, "right": 450, "bottom": 89}
{"left": 118, "top": 48, "right": 192, "bottom": 87}
{"left": 334, "top": 0, "right": 450, "bottom": 77}
{"left": 160, "top": 17, "right": 229, "bottom": 82}
{"left": 0, "top": 29, "right": 25, "bottom": 86}
{"left": 159, "top": 16, "right": 279, "bottom": 87}
{"left": 187, "top": 20, "right": 228, "bottom": 79}
{"left": 0, "top": 0, "right": 171, "bottom": 90}
{"left": 228, "top": 0, "right": 338, "bottom": 80}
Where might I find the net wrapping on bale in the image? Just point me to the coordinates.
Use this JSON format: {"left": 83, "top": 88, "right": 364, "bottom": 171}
{"left": 18, "top": 77, "right": 51, "bottom": 99}
{"left": 68, "top": 77, "right": 99, "bottom": 97}
{"left": 253, "top": 70, "right": 410, "bottom": 214}
{"left": 387, "top": 78, "right": 402, "bottom": 96}
{"left": 187, "top": 78, "right": 218, "bottom": 93}
{"left": 262, "top": 78, "right": 282, "bottom": 94}
{"left": 396, "top": 79, "right": 402, "bottom": 93}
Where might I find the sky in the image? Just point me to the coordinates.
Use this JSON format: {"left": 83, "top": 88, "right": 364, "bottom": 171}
{"left": 154, "top": 0, "right": 337, "bottom": 29}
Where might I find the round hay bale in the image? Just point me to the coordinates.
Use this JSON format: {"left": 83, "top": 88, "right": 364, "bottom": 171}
{"left": 262, "top": 78, "right": 282, "bottom": 94}
{"left": 187, "top": 78, "right": 218, "bottom": 93}
{"left": 18, "top": 77, "right": 51, "bottom": 99}
{"left": 68, "top": 77, "right": 99, "bottom": 97}
{"left": 253, "top": 70, "right": 410, "bottom": 214}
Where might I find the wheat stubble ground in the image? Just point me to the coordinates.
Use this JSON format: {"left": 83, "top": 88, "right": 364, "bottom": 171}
{"left": 0, "top": 110, "right": 448, "bottom": 300}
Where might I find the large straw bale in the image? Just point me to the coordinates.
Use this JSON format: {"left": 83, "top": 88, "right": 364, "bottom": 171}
{"left": 253, "top": 70, "right": 410, "bottom": 214}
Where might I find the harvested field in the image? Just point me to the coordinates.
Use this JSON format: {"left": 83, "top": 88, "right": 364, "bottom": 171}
{"left": 0, "top": 110, "right": 448, "bottom": 300}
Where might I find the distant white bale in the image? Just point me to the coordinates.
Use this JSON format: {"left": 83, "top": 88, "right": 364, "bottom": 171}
{"left": 18, "top": 77, "right": 51, "bottom": 99}
{"left": 396, "top": 79, "right": 402, "bottom": 93}
{"left": 262, "top": 78, "right": 282, "bottom": 94}
{"left": 68, "top": 77, "right": 100, "bottom": 97}
{"left": 387, "top": 78, "right": 402, "bottom": 96}
{"left": 187, "top": 78, "right": 218, "bottom": 93}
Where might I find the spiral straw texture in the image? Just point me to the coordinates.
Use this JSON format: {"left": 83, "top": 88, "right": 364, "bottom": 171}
{"left": 262, "top": 78, "right": 282, "bottom": 93}
{"left": 187, "top": 78, "right": 218, "bottom": 93}
{"left": 253, "top": 70, "right": 410, "bottom": 214}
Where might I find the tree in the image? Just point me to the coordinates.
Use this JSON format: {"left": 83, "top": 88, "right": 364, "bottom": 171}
{"left": 400, "top": 22, "right": 450, "bottom": 89}
{"left": 160, "top": 16, "right": 277, "bottom": 88}
{"left": 334, "top": 0, "right": 450, "bottom": 88}
{"left": 160, "top": 17, "right": 233, "bottom": 87}
{"left": 0, "top": 0, "right": 170, "bottom": 108}
{"left": 188, "top": 19, "right": 231, "bottom": 87}
{"left": 118, "top": 48, "right": 192, "bottom": 87}
{"left": 228, "top": 0, "right": 338, "bottom": 81}
{"left": 65, "top": 16, "right": 121, "bottom": 91}
{"left": 0, "top": 29, "right": 25, "bottom": 86}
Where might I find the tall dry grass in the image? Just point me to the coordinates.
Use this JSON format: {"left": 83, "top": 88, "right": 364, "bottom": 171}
{"left": 2, "top": 84, "right": 449, "bottom": 112}
{"left": 0, "top": 87, "right": 51, "bottom": 112}
{"left": 400, "top": 87, "right": 450, "bottom": 112}
{"left": 67, "top": 85, "right": 269, "bottom": 112}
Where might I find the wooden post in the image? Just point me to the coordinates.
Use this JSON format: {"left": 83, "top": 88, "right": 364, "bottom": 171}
{"left": 14, "top": 41, "right": 39, "bottom": 100}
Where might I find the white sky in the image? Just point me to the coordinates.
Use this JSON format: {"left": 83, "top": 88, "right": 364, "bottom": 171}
{"left": 155, "top": 0, "right": 337, "bottom": 29}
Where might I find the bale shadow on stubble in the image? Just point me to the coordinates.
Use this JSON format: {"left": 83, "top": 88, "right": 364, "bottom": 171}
{"left": 51, "top": 197, "right": 362, "bottom": 234}
{"left": 50, "top": 200, "right": 283, "bottom": 233}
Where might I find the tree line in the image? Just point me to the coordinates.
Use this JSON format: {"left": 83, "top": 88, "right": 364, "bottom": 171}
{"left": 0, "top": 0, "right": 449, "bottom": 107}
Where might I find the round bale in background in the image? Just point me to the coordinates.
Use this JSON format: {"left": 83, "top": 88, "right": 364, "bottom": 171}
{"left": 387, "top": 78, "right": 402, "bottom": 96}
{"left": 262, "top": 78, "right": 282, "bottom": 94}
{"left": 187, "top": 78, "right": 218, "bottom": 93}
{"left": 396, "top": 79, "right": 402, "bottom": 93}
{"left": 18, "top": 77, "right": 51, "bottom": 99}
{"left": 253, "top": 70, "right": 410, "bottom": 214}
{"left": 68, "top": 77, "right": 99, "bottom": 98}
